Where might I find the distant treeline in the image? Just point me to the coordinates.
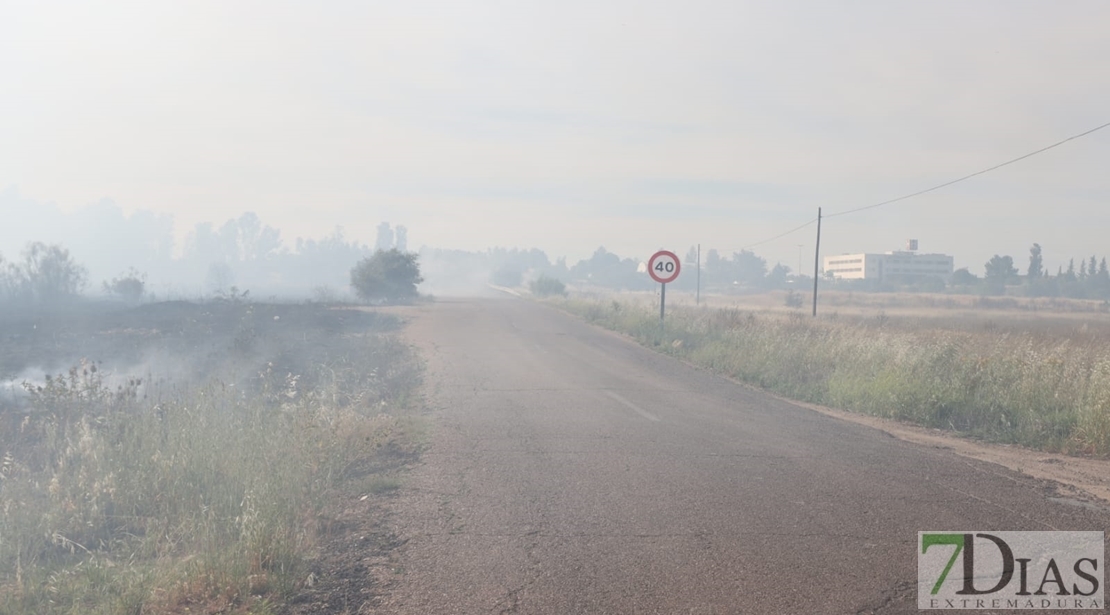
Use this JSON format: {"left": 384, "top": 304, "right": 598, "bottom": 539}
{"left": 929, "top": 244, "right": 1110, "bottom": 300}
{"left": 3, "top": 204, "right": 1105, "bottom": 301}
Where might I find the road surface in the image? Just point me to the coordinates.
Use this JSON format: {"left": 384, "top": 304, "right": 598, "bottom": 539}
{"left": 378, "top": 297, "right": 1109, "bottom": 614}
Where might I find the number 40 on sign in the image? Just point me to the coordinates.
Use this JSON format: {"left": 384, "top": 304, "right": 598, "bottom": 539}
{"left": 648, "top": 250, "right": 681, "bottom": 325}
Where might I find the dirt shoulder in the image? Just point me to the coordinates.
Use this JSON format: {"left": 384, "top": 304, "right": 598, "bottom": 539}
{"left": 793, "top": 398, "right": 1110, "bottom": 508}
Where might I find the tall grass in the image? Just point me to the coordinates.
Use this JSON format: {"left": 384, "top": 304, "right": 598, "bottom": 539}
{"left": 0, "top": 329, "right": 422, "bottom": 613}
{"left": 560, "top": 298, "right": 1110, "bottom": 456}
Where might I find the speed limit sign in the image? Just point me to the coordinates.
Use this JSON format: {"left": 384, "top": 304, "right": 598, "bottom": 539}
{"left": 648, "top": 250, "right": 681, "bottom": 284}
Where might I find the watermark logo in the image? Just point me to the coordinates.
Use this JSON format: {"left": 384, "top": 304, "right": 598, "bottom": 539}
{"left": 919, "top": 531, "right": 1103, "bottom": 610}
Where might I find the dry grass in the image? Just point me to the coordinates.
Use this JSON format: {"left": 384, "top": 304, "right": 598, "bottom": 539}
{"left": 558, "top": 292, "right": 1110, "bottom": 457}
{"left": 0, "top": 303, "right": 423, "bottom": 615}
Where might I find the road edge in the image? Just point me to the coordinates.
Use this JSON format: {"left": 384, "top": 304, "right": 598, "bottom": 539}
{"left": 535, "top": 297, "right": 1110, "bottom": 508}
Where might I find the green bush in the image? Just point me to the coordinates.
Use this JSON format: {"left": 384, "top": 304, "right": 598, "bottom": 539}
{"left": 530, "top": 275, "right": 567, "bottom": 297}
{"left": 350, "top": 249, "right": 424, "bottom": 304}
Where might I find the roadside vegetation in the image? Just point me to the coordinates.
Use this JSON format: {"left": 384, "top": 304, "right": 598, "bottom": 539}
{"left": 557, "top": 296, "right": 1110, "bottom": 457}
{"left": 529, "top": 275, "right": 568, "bottom": 298}
{"left": 0, "top": 300, "right": 423, "bottom": 614}
{"left": 350, "top": 248, "right": 425, "bottom": 304}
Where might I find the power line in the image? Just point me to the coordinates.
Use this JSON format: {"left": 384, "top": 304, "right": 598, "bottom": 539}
{"left": 825, "top": 120, "right": 1110, "bottom": 219}
{"left": 718, "top": 119, "right": 1110, "bottom": 254}
{"left": 732, "top": 217, "right": 817, "bottom": 252}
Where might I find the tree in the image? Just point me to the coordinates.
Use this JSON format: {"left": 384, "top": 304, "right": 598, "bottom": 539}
{"left": 981, "top": 256, "right": 1013, "bottom": 296}
{"left": 230, "top": 212, "right": 282, "bottom": 262}
{"left": 1065, "top": 259, "right": 1076, "bottom": 281}
{"left": 6, "top": 242, "right": 88, "bottom": 303}
{"left": 1093, "top": 257, "right": 1110, "bottom": 298}
{"left": 569, "top": 247, "right": 645, "bottom": 290}
{"left": 984, "top": 255, "right": 1017, "bottom": 284}
{"left": 705, "top": 249, "right": 722, "bottom": 272}
{"left": 951, "top": 268, "right": 978, "bottom": 286}
{"left": 766, "top": 263, "right": 790, "bottom": 287}
{"left": 731, "top": 250, "right": 768, "bottom": 287}
{"left": 1027, "top": 243, "right": 1043, "bottom": 281}
{"left": 350, "top": 248, "right": 423, "bottom": 303}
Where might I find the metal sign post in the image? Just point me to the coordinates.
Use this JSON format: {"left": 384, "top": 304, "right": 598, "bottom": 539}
{"left": 648, "top": 250, "right": 681, "bottom": 329}
{"left": 660, "top": 282, "right": 667, "bottom": 325}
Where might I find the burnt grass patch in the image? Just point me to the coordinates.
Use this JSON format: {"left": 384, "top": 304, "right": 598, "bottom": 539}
{"left": 0, "top": 299, "right": 425, "bottom": 615}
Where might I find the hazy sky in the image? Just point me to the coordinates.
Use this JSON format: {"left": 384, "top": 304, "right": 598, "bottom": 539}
{"left": 3, "top": 0, "right": 1109, "bottom": 274}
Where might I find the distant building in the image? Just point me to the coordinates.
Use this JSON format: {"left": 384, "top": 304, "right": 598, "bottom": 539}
{"left": 823, "top": 241, "right": 953, "bottom": 282}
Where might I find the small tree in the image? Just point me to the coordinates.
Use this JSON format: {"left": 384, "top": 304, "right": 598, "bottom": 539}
{"left": 1027, "top": 243, "right": 1043, "bottom": 281}
{"left": 530, "top": 275, "right": 567, "bottom": 297}
{"left": 104, "top": 268, "right": 147, "bottom": 303}
{"left": 350, "top": 249, "right": 423, "bottom": 303}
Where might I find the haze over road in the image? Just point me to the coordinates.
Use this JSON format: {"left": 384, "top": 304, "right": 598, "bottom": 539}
{"left": 381, "top": 298, "right": 1110, "bottom": 614}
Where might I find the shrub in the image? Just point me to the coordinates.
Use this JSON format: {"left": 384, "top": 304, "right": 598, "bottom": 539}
{"left": 350, "top": 249, "right": 424, "bottom": 304}
{"left": 103, "top": 268, "right": 147, "bottom": 302}
{"left": 530, "top": 275, "right": 567, "bottom": 297}
{"left": 784, "top": 290, "right": 804, "bottom": 308}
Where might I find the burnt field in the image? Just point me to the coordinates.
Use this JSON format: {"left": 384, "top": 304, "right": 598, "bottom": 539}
{"left": 1, "top": 300, "right": 400, "bottom": 404}
{"left": 0, "top": 299, "right": 424, "bottom": 615}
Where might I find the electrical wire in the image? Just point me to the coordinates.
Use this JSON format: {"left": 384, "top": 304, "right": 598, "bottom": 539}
{"left": 723, "top": 119, "right": 1110, "bottom": 251}
{"left": 825, "top": 120, "right": 1110, "bottom": 219}
{"left": 738, "top": 217, "right": 818, "bottom": 250}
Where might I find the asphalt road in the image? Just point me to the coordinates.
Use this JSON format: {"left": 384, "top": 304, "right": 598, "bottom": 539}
{"left": 380, "top": 297, "right": 1110, "bottom": 614}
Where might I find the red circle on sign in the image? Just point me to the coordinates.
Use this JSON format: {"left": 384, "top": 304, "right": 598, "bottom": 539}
{"left": 648, "top": 250, "right": 681, "bottom": 284}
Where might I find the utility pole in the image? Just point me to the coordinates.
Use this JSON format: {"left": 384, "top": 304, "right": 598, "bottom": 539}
{"left": 797, "top": 243, "right": 804, "bottom": 279}
{"left": 812, "top": 207, "right": 822, "bottom": 317}
{"left": 696, "top": 243, "right": 701, "bottom": 306}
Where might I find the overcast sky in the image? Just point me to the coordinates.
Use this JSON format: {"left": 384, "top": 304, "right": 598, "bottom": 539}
{"left": 3, "top": 0, "right": 1109, "bottom": 274}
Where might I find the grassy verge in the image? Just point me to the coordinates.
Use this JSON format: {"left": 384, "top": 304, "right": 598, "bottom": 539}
{"left": 0, "top": 303, "right": 423, "bottom": 614}
{"left": 557, "top": 297, "right": 1110, "bottom": 457}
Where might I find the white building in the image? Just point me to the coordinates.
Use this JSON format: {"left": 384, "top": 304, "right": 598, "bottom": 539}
{"left": 823, "top": 242, "right": 953, "bottom": 282}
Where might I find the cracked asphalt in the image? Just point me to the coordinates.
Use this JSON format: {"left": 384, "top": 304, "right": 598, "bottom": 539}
{"left": 378, "top": 297, "right": 1110, "bottom": 614}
